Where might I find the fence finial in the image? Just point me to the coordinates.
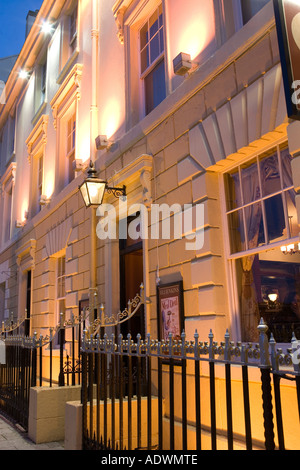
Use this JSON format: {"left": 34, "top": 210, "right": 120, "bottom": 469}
{"left": 257, "top": 318, "right": 270, "bottom": 367}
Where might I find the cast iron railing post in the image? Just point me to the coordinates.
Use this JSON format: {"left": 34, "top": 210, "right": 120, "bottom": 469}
{"left": 209, "top": 329, "right": 217, "bottom": 450}
{"left": 258, "top": 318, "right": 275, "bottom": 451}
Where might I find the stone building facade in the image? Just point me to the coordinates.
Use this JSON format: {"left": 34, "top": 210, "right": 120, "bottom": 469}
{"left": 0, "top": 0, "right": 300, "bottom": 359}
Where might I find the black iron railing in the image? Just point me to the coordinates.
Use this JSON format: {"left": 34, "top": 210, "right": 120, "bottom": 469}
{"left": 81, "top": 320, "right": 300, "bottom": 451}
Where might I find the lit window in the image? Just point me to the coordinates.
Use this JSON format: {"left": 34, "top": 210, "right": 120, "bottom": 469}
{"left": 139, "top": 4, "right": 166, "bottom": 115}
{"left": 225, "top": 146, "right": 296, "bottom": 254}
{"left": 224, "top": 144, "right": 300, "bottom": 344}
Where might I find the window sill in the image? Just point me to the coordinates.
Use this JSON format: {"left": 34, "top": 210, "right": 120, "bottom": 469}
{"left": 57, "top": 49, "right": 79, "bottom": 86}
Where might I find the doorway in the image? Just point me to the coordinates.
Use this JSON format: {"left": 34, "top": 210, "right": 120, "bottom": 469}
{"left": 119, "top": 216, "right": 145, "bottom": 340}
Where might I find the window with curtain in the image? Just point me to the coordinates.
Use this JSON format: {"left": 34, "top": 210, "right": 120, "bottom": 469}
{"left": 225, "top": 145, "right": 300, "bottom": 343}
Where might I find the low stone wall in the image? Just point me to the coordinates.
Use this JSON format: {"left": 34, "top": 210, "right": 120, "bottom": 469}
{"left": 65, "top": 397, "right": 160, "bottom": 450}
{"left": 28, "top": 385, "right": 82, "bottom": 444}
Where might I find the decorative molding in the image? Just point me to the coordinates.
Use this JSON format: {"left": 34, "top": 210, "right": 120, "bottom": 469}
{"left": 45, "top": 218, "right": 73, "bottom": 258}
{"left": 26, "top": 114, "right": 49, "bottom": 164}
{"left": 51, "top": 63, "right": 83, "bottom": 129}
{"left": 0, "top": 162, "right": 17, "bottom": 189}
{"left": 140, "top": 169, "right": 152, "bottom": 208}
{"left": 189, "top": 64, "right": 288, "bottom": 172}
{"left": 114, "top": 6, "right": 126, "bottom": 44}
{"left": 16, "top": 239, "right": 37, "bottom": 271}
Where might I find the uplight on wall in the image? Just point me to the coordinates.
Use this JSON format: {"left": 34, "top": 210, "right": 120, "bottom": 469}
{"left": 41, "top": 21, "right": 54, "bottom": 35}
{"left": 173, "top": 52, "right": 192, "bottom": 76}
{"left": 19, "top": 69, "right": 30, "bottom": 80}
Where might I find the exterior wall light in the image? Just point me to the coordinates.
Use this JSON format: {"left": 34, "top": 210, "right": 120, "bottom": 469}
{"left": 19, "top": 70, "right": 30, "bottom": 80}
{"left": 79, "top": 160, "right": 126, "bottom": 208}
{"left": 40, "top": 195, "right": 51, "bottom": 206}
{"left": 41, "top": 21, "right": 54, "bottom": 35}
{"left": 173, "top": 52, "right": 192, "bottom": 76}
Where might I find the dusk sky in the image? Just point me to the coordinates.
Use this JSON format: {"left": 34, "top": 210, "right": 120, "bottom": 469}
{"left": 0, "top": 0, "right": 43, "bottom": 58}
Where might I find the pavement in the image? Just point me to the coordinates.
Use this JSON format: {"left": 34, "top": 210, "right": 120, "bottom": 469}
{"left": 0, "top": 413, "right": 64, "bottom": 450}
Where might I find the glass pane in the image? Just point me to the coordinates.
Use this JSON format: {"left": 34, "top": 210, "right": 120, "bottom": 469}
{"left": 158, "top": 4, "right": 163, "bottom": 27}
{"left": 144, "top": 60, "right": 166, "bottom": 115}
{"left": 150, "top": 33, "right": 160, "bottom": 63}
{"left": 241, "top": 0, "right": 269, "bottom": 25}
{"left": 260, "top": 152, "right": 281, "bottom": 197}
{"left": 241, "top": 159, "right": 260, "bottom": 205}
{"left": 224, "top": 171, "right": 241, "bottom": 211}
{"left": 140, "top": 47, "right": 149, "bottom": 74}
{"left": 264, "top": 195, "right": 286, "bottom": 243}
{"left": 159, "top": 28, "right": 164, "bottom": 53}
{"left": 140, "top": 22, "right": 148, "bottom": 50}
{"left": 286, "top": 189, "right": 297, "bottom": 237}
{"left": 281, "top": 148, "right": 293, "bottom": 189}
{"left": 149, "top": 10, "right": 158, "bottom": 39}
{"left": 244, "top": 201, "right": 264, "bottom": 249}
{"left": 227, "top": 209, "right": 245, "bottom": 253}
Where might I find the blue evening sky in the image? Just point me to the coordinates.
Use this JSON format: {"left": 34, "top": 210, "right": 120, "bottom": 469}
{"left": 0, "top": 0, "right": 43, "bottom": 58}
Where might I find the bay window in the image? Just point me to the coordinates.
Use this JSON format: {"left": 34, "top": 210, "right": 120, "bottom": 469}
{"left": 224, "top": 144, "right": 300, "bottom": 343}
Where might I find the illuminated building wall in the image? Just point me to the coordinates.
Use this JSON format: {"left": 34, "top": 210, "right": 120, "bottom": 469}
{"left": 1, "top": 0, "right": 300, "bottom": 448}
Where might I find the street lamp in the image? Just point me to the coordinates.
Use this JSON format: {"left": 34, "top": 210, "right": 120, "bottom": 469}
{"left": 79, "top": 160, "right": 126, "bottom": 208}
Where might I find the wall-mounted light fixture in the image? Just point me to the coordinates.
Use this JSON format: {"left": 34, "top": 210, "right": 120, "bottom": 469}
{"left": 95, "top": 135, "right": 115, "bottom": 150}
{"left": 40, "top": 195, "right": 51, "bottom": 206}
{"left": 79, "top": 160, "right": 126, "bottom": 208}
{"left": 19, "top": 69, "right": 31, "bottom": 80}
{"left": 281, "top": 243, "right": 300, "bottom": 255}
{"left": 173, "top": 52, "right": 192, "bottom": 76}
{"left": 41, "top": 20, "right": 55, "bottom": 35}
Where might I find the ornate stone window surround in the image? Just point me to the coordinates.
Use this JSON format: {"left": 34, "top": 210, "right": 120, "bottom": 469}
{"left": 51, "top": 63, "right": 83, "bottom": 188}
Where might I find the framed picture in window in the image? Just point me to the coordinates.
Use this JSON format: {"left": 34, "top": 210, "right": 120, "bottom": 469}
{"left": 157, "top": 281, "right": 184, "bottom": 345}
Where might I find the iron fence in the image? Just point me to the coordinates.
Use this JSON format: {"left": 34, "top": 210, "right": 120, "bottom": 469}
{"left": 0, "top": 323, "right": 83, "bottom": 430}
{"left": 81, "top": 319, "right": 300, "bottom": 451}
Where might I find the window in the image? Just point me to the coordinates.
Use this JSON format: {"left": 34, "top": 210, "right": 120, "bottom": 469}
{"left": 139, "top": 4, "right": 166, "bottom": 115}
{"left": 25, "top": 271, "right": 31, "bottom": 337}
{"left": 225, "top": 146, "right": 296, "bottom": 254}
{"left": 37, "top": 155, "right": 43, "bottom": 210}
{"left": 69, "top": 6, "right": 78, "bottom": 54}
{"left": 0, "top": 283, "right": 5, "bottom": 326}
{"left": 66, "top": 113, "right": 76, "bottom": 184}
{"left": 241, "top": 0, "right": 269, "bottom": 25}
{"left": 31, "top": 154, "right": 43, "bottom": 217}
{"left": 0, "top": 162, "right": 15, "bottom": 245}
{"left": 34, "top": 58, "right": 47, "bottom": 116}
{"left": 224, "top": 144, "right": 300, "bottom": 344}
{"left": 41, "top": 61, "right": 47, "bottom": 104}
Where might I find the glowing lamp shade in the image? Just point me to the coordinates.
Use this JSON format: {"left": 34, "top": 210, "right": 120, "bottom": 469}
{"left": 268, "top": 293, "right": 278, "bottom": 303}
{"left": 79, "top": 161, "right": 106, "bottom": 207}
